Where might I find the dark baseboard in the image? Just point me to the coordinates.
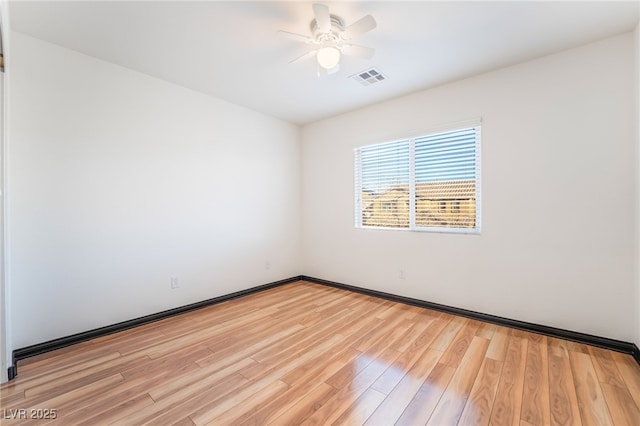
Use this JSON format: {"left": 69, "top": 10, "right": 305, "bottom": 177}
{"left": 8, "top": 276, "right": 300, "bottom": 379}
{"left": 8, "top": 273, "right": 640, "bottom": 380}
{"left": 632, "top": 344, "right": 640, "bottom": 365}
{"left": 300, "top": 275, "right": 640, "bottom": 360}
{"left": 7, "top": 365, "right": 16, "bottom": 381}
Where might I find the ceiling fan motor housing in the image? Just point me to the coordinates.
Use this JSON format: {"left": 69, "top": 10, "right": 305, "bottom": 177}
{"left": 310, "top": 14, "right": 345, "bottom": 45}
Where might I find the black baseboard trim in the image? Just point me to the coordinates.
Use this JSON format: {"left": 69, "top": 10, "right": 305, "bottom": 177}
{"left": 8, "top": 274, "right": 640, "bottom": 380}
{"left": 8, "top": 276, "right": 299, "bottom": 379}
{"left": 7, "top": 365, "right": 16, "bottom": 381}
{"left": 300, "top": 275, "right": 640, "bottom": 361}
{"left": 632, "top": 344, "right": 640, "bottom": 366}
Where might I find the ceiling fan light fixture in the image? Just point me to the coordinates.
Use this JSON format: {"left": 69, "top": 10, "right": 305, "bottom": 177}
{"left": 279, "top": 4, "right": 376, "bottom": 74}
{"left": 317, "top": 46, "right": 341, "bottom": 69}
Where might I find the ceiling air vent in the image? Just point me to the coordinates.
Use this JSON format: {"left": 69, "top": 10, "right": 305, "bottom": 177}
{"left": 350, "top": 68, "right": 386, "bottom": 86}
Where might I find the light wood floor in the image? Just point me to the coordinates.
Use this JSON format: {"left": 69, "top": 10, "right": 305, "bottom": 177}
{"left": 1, "top": 281, "right": 640, "bottom": 425}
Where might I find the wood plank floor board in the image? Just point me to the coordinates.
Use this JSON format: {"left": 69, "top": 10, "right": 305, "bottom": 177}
{"left": 521, "top": 333, "right": 551, "bottom": 426}
{"left": 80, "top": 392, "right": 156, "bottom": 426}
{"left": 426, "top": 336, "right": 490, "bottom": 425}
{"left": 486, "top": 329, "right": 510, "bottom": 362}
{"left": 240, "top": 330, "right": 349, "bottom": 383}
{"left": 570, "top": 350, "right": 614, "bottom": 426}
{"left": 15, "top": 373, "right": 125, "bottom": 422}
{"left": 364, "top": 348, "right": 442, "bottom": 425}
{"left": 147, "top": 356, "right": 257, "bottom": 402}
{"left": 7, "top": 374, "right": 125, "bottom": 426}
{"left": 609, "top": 351, "right": 640, "bottom": 410}
{"left": 5, "top": 351, "right": 123, "bottom": 397}
{"left": 349, "top": 311, "right": 411, "bottom": 354}
{"left": 15, "top": 339, "right": 97, "bottom": 369}
{"left": 234, "top": 370, "right": 338, "bottom": 425}
{"left": 200, "top": 314, "right": 308, "bottom": 358}
{"left": 586, "top": 347, "right": 627, "bottom": 390}
{"left": 0, "top": 389, "right": 24, "bottom": 407}
{"left": 548, "top": 337, "right": 572, "bottom": 359}
{"left": 50, "top": 362, "right": 201, "bottom": 424}
{"left": 457, "top": 356, "right": 503, "bottom": 426}
{"left": 489, "top": 330, "right": 529, "bottom": 426}
{"left": 22, "top": 352, "right": 149, "bottom": 399}
{"left": 280, "top": 343, "right": 362, "bottom": 388}
{"left": 247, "top": 307, "right": 356, "bottom": 366}
{"left": 199, "top": 379, "right": 290, "bottom": 426}
{"left": 194, "top": 324, "right": 305, "bottom": 371}
{"left": 89, "top": 319, "right": 181, "bottom": 356}
{"left": 392, "top": 317, "right": 434, "bottom": 353}
{"left": 548, "top": 353, "right": 582, "bottom": 426}
{"left": 369, "top": 332, "right": 432, "bottom": 395}
{"left": 120, "top": 344, "right": 212, "bottom": 381}
{"left": 369, "top": 317, "right": 448, "bottom": 397}
{"left": 600, "top": 382, "right": 640, "bottom": 426}
{"left": 324, "top": 316, "right": 411, "bottom": 391}
{"left": 439, "top": 319, "right": 481, "bottom": 368}
{"left": 394, "top": 362, "right": 456, "bottom": 425}
{"left": 430, "top": 316, "right": 466, "bottom": 352}
{"left": 265, "top": 382, "right": 338, "bottom": 426}
{"left": 331, "top": 387, "right": 386, "bottom": 426}
{"left": 396, "top": 317, "right": 448, "bottom": 357}
{"left": 298, "top": 346, "right": 403, "bottom": 426}
{"left": 147, "top": 307, "right": 285, "bottom": 360}
{"left": 476, "top": 322, "right": 498, "bottom": 339}
{"left": 184, "top": 319, "right": 269, "bottom": 356}
{"left": 1, "top": 281, "right": 637, "bottom": 425}
{"left": 15, "top": 344, "right": 118, "bottom": 381}
{"left": 233, "top": 346, "right": 361, "bottom": 425}
{"left": 114, "top": 372, "right": 250, "bottom": 425}
{"left": 191, "top": 334, "right": 347, "bottom": 426}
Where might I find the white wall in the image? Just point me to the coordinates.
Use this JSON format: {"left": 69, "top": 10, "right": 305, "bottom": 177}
{"left": 8, "top": 32, "right": 301, "bottom": 349}
{"left": 0, "top": 0, "right": 8, "bottom": 383}
{"left": 0, "top": 69, "right": 4, "bottom": 382}
{"left": 302, "top": 33, "right": 637, "bottom": 342}
{"left": 635, "top": 21, "right": 640, "bottom": 348}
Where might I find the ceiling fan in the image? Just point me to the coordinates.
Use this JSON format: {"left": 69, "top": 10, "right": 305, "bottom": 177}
{"left": 278, "top": 3, "right": 377, "bottom": 74}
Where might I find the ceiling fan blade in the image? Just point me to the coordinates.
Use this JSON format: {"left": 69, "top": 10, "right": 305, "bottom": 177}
{"left": 342, "top": 44, "right": 375, "bottom": 59}
{"left": 342, "top": 15, "right": 376, "bottom": 39}
{"left": 312, "top": 3, "right": 331, "bottom": 33}
{"left": 278, "top": 30, "right": 315, "bottom": 44}
{"left": 289, "top": 49, "right": 317, "bottom": 64}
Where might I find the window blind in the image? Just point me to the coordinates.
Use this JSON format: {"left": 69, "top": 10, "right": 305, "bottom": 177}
{"left": 355, "top": 139, "right": 410, "bottom": 228}
{"left": 355, "top": 125, "right": 480, "bottom": 233}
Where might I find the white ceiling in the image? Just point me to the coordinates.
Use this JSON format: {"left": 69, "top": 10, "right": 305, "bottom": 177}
{"left": 9, "top": 1, "right": 640, "bottom": 125}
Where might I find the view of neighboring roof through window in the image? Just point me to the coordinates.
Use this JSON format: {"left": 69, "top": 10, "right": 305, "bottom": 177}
{"left": 354, "top": 123, "right": 481, "bottom": 233}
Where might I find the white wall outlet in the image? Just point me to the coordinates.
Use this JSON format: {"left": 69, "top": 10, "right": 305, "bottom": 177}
{"left": 265, "top": 261, "right": 271, "bottom": 270}
{"left": 399, "top": 269, "right": 406, "bottom": 280}
{"left": 171, "top": 276, "right": 179, "bottom": 289}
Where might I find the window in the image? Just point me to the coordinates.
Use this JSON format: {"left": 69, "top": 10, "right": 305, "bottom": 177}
{"left": 355, "top": 124, "right": 480, "bottom": 233}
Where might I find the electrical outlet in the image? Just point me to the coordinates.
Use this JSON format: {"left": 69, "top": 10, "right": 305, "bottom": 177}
{"left": 399, "top": 269, "right": 406, "bottom": 280}
{"left": 265, "top": 261, "right": 271, "bottom": 270}
{"left": 171, "top": 276, "right": 179, "bottom": 289}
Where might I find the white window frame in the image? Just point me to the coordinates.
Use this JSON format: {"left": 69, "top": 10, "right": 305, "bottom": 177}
{"left": 354, "top": 121, "right": 481, "bottom": 234}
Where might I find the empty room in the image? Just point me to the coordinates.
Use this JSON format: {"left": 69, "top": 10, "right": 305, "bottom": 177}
{"left": 1, "top": 0, "right": 640, "bottom": 424}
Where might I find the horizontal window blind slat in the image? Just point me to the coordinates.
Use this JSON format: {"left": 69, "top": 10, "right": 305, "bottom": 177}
{"left": 416, "top": 136, "right": 475, "bottom": 145}
{"left": 415, "top": 146, "right": 476, "bottom": 156}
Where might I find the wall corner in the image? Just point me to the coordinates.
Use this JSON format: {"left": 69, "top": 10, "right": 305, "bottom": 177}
{"left": 634, "top": 20, "right": 640, "bottom": 348}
